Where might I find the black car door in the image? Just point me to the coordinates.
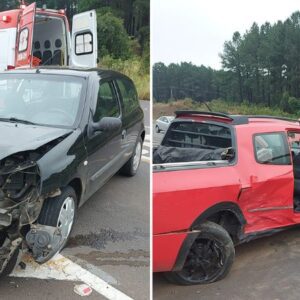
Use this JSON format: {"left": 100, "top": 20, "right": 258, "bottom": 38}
{"left": 115, "top": 78, "right": 144, "bottom": 159}
{"left": 85, "top": 78, "right": 124, "bottom": 198}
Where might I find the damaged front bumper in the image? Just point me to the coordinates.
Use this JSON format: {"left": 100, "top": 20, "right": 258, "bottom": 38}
{"left": 0, "top": 154, "right": 64, "bottom": 273}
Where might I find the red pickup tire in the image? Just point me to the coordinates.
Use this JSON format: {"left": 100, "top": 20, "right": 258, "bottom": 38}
{"left": 165, "top": 221, "right": 235, "bottom": 285}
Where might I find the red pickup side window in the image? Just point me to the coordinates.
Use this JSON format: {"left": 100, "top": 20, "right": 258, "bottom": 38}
{"left": 253, "top": 132, "right": 291, "bottom": 165}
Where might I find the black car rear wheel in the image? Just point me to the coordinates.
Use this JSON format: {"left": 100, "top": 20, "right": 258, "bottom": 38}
{"left": 120, "top": 137, "right": 143, "bottom": 177}
{"left": 165, "top": 221, "right": 235, "bottom": 285}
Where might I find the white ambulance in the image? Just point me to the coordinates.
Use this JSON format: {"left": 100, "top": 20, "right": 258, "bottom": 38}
{"left": 0, "top": 2, "right": 98, "bottom": 70}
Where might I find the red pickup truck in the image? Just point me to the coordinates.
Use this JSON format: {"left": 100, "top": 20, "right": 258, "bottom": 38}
{"left": 153, "top": 111, "right": 300, "bottom": 285}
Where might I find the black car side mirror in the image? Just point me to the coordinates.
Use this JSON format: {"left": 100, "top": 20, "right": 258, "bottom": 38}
{"left": 90, "top": 117, "right": 122, "bottom": 134}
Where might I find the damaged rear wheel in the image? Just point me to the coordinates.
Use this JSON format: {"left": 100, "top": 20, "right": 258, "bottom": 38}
{"left": 38, "top": 186, "right": 77, "bottom": 254}
{"left": 165, "top": 221, "right": 235, "bottom": 285}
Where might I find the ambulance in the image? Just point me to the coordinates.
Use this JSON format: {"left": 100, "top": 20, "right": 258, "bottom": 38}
{"left": 0, "top": 2, "right": 98, "bottom": 70}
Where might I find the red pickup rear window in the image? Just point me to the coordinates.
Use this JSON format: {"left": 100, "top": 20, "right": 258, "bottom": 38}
{"left": 163, "top": 121, "right": 232, "bottom": 149}
{"left": 153, "top": 121, "right": 234, "bottom": 164}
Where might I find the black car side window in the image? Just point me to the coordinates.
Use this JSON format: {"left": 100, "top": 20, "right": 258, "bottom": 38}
{"left": 116, "top": 79, "right": 139, "bottom": 114}
{"left": 94, "top": 81, "right": 120, "bottom": 122}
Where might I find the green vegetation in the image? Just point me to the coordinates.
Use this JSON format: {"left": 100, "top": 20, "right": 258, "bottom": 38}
{"left": 153, "top": 11, "right": 300, "bottom": 115}
{"left": 153, "top": 99, "right": 299, "bottom": 120}
{"left": 0, "top": 0, "right": 149, "bottom": 99}
{"left": 101, "top": 55, "right": 150, "bottom": 100}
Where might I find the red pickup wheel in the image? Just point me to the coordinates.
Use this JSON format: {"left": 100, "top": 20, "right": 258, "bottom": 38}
{"left": 165, "top": 221, "right": 235, "bottom": 285}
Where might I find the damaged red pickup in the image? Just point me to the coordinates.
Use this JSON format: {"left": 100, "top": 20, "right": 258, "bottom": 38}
{"left": 153, "top": 111, "right": 300, "bottom": 285}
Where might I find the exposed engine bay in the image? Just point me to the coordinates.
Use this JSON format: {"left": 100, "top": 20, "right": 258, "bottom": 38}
{"left": 0, "top": 141, "right": 65, "bottom": 274}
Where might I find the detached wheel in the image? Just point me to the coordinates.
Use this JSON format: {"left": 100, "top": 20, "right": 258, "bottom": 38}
{"left": 38, "top": 186, "right": 77, "bottom": 252}
{"left": 0, "top": 246, "right": 19, "bottom": 278}
{"left": 120, "top": 137, "right": 143, "bottom": 177}
{"left": 155, "top": 125, "right": 160, "bottom": 133}
{"left": 165, "top": 221, "right": 235, "bottom": 285}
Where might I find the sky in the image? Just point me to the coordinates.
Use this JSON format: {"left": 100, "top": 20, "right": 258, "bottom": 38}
{"left": 152, "top": 0, "right": 300, "bottom": 70}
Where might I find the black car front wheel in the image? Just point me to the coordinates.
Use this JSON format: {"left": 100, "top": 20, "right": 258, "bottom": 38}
{"left": 155, "top": 125, "right": 160, "bottom": 133}
{"left": 38, "top": 186, "right": 77, "bottom": 252}
{"left": 165, "top": 221, "right": 235, "bottom": 285}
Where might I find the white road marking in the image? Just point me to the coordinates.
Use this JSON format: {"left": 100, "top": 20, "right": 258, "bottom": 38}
{"left": 12, "top": 253, "right": 133, "bottom": 300}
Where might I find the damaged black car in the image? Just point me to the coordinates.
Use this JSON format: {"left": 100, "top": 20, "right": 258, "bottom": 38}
{"left": 0, "top": 67, "right": 145, "bottom": 275}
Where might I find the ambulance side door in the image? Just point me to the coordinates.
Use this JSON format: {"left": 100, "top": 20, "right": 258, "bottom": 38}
{"left": 71, "top": 10, "right": 98, "bottom": 68}
{"left": 16, "top": 3, "right": 36, "bottom": 68}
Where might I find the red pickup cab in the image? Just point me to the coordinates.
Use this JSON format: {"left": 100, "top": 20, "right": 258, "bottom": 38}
{"left": 153, "top": 111, "right": 300, "bottom": 285}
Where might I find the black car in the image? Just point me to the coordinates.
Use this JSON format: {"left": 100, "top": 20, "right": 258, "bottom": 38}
{"left": 0, "top": 67, "right": 145, "bottom": 275}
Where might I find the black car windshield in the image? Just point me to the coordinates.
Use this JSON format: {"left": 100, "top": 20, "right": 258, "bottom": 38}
{"left": 0, "top": 74, "right": 85, "bottom": 128}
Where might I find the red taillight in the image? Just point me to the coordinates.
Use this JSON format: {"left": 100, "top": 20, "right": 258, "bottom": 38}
{"left": 7, "top": 65, "right": 15, "bottom": 70}
{"left": 2, "top": 16, "right": 11, "bottom": 23}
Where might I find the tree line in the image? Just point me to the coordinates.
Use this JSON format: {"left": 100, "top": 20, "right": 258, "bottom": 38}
{"left": 0, "top": 0, "right": 149, "bottom": 62}
{"left": 153, "top": 11, "right": 300, "bottom": 114}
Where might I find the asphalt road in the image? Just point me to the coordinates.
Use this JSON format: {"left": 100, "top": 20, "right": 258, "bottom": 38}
{"left": 0, "top": 100, "right": 150, "bottom": 300}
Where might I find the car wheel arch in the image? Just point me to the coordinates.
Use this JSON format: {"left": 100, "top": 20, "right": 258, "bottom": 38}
{"left": 172, "top": 201, "right": 246, "bottom": 272}
{"left": 67, "top": 178, "right": 83, "bottom": 206}
{"left": 191, "top": 201, "right": 246, "bottom": 241}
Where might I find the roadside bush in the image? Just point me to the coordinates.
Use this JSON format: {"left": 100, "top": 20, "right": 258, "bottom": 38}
{"left": 100, "top": 55, "right": 149, "bottom": 100}
{"left": 97, "top": 11, "right": 132, "bottom": 59}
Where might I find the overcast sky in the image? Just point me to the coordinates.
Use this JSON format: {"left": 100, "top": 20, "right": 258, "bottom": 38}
{"left": 152, "top": 0, "right": 300, "bottom": 69}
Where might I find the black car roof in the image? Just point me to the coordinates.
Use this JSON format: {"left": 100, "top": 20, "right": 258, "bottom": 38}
{"left": 0, "top": 67, "right": 131, "bottom": 81}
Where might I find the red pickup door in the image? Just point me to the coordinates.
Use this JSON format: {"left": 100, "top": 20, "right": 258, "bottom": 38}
{"left": 153, "top": 111, "right": 300, "bottom": 285}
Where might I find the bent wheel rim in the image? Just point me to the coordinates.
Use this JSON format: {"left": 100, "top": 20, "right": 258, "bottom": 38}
{"left": 133, "top": 142, "right": 142, "bottom": 171}
{"left": 57, "top": 196, "right": 75, "bottom": 241}
{"left": 180, "top": 237, "right": 225, "bottom": 283}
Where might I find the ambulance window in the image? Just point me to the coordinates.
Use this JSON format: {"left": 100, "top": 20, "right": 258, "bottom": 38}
{"left": 75, "top": 32, "right": 93, "bottom": 55}
{"left": 19, "top": 28, "right": 29, "bottom": 52}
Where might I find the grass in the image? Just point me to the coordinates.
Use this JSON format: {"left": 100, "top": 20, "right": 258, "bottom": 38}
{"left": 153, "top": 99, "right": 299, "bottom": 119}
{"left": 100, "top": 55, "right": 150, "bottom": 100}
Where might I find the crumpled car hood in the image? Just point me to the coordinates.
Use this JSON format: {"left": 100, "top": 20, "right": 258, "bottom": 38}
{"left": 0, "top": 122, "right": 73, "bottom": 160}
